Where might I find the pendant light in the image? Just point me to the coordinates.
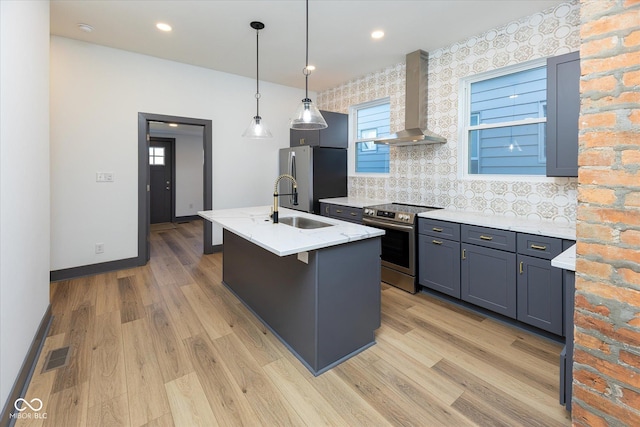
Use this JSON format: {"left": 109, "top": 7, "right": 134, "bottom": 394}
{"left": 243, "top": 21, "right": 272, "bottom": 138}
{"left": 290, "top": 0, "right": 327, "bottom": 130}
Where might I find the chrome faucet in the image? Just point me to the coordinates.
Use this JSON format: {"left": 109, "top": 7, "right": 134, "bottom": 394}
{"left": 272, "top": 174, "right": 298, "bottom": 223}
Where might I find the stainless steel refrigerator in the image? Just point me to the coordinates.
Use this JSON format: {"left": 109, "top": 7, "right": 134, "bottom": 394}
{"left": 279, "top": 146, "right": 347, "bottom": 214}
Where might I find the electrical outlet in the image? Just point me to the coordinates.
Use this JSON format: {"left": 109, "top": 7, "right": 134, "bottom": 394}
{"left": 95, "top": 243, "right": 104, "bottom": 254}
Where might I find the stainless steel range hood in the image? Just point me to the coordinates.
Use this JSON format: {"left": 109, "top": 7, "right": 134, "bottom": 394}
{"left": 375, "top": 50, "right": 446, "bottom": 146}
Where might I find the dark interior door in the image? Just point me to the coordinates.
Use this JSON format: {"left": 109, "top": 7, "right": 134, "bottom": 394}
{"left": 149, "top": 138, "right": 174, "bottom": 224}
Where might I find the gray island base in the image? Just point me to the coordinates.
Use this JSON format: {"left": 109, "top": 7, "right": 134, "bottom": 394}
{"left": 222, "top": 229, "right": 381, "bottom": 376}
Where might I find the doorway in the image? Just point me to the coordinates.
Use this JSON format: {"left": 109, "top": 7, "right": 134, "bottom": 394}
{"left": 149, "top": 137, "right": 175, "bottom": 224}
{"left": 137, "top": 113, "right": 213, "bottom": 265}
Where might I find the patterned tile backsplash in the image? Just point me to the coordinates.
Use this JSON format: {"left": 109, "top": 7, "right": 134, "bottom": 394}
{"left": 317, "top": 1, "right": 579, "bottom": 225}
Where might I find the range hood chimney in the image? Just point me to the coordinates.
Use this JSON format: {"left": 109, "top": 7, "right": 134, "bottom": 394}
{"left": 374, "top": 50, "right": 446, "bottom": 146}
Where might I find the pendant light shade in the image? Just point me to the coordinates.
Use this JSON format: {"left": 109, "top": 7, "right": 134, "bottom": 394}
{"left": 290, "top": 0, "right": 327, "bottom": 130}
{"left": 243, "top": 21, "right": 272, "bottom": 139}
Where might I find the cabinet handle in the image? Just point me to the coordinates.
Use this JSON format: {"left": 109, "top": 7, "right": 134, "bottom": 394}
{"left": 432, "top": 227, "right": 443, "bottom": 232}
{"left": 480, "top": 235, "right": 493, "bottom": 241}
{"left": 519, "top": 261, "right": 524, "bottom": 274}
{"left": 530, "top": 244, "right": 547, "bottom": 251}
{"left": 336, "top": 209, "right": 343, "bottom": 213}
{"left": 432, "top": 240, "right": 443, "bottom": 245}
{"left": 350, "top": 212, "right": 357, "bottom": 216}
{"left": 462, "top": 249, "right": 466, "bottom": 260}
{"left": 325, "top": 206, "right": 329, "bottom": 214}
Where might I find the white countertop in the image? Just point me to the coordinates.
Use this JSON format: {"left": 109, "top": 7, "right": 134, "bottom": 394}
{"left": 551, "top": 244, "right": 576, "bottom": 271}
{"left": 418, "top": 209, "right": 576, "bottom": 240}
{"left": 319, "top": 197, "right": 389, "bottom": 209}
{"left": 198, "top": 206, "right": 384, "bottom": 257}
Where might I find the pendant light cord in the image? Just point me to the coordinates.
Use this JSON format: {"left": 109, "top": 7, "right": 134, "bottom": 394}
{"left": 255, "top": 27, "right": 260, "bottom": 117}
{"left": 304, "top": 0, "right": 309, "bottom": 99}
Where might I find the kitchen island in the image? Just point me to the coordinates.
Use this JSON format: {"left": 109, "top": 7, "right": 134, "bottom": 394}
{"left": 199, "top": 206, "right": 384, "bottom": 375}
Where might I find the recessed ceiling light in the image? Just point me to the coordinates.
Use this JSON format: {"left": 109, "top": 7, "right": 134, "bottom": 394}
{"left": 371, "top": 30, "right": 385, "bottom": 39}
{"left": 168, "top": 123, "right": 178, "bottom": 127}
{"left": 77, "top": 23, "right": 94, "bottom": 33}
{"left": 156, "top": 22, "right": 172, "bottom": 32}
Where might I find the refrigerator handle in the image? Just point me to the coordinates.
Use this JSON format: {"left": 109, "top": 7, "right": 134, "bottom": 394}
{"left": 290, "top": 153, "right": 296, "bottom": 203}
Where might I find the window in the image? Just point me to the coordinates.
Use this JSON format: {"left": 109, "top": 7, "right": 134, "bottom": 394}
{"left": 350, "top": 99, "right": 390, "bottom": 174}
{"left": 149, "top": 147, "right": 165, "bottom": 165}
{"left": 460, "top": 60, "right": 547, "bottom": 176}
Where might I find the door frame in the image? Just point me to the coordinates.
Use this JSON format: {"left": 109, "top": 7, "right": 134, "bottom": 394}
{"left": 137, "top": 112, "right": 213, "bottom": 265}
{"left": 149, "top": 136, "right": 176, "bottom": 224}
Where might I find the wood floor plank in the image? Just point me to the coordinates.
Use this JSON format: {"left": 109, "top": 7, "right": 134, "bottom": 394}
{"left": 157, "top": 281, "right": 205, "bottom": 341}
{"left": 335, "top": 355, "right": 447, "bottom": 427}
{"left": 140, "top": 413, "right": 175, "bottom": 427}
{"left": 434, "top": 359, "right": 570, "bottom": 427}
{"left": 406, "top": 326, "right": 569, "bottom": 424}
{"left": 87, "top": 393, "right": 131, "bottom": 427}
{"left": 181, "top": 284, "right": 233, "bottom": 339}
{"left": 13, "top": 334, "right": 66, "bottom": 427}
{"left": 370, "top": 328, "right": 464, "bottom": 406}
{"left": 132, "top": 266, "right": 164, "bottom": 307}
{"left": 184, "top": 333, "right": 262, "bottom": 426}
{"left": 263, "top": 358, "right": 347, "bottom": 425}
{"left": 146, "top": 302, "right": 193, "bottom": 383}
{"left": 88, "top": 310, "right": 127, "bottom": 408}
{"left": 44, "top": 381, "right": 89, "bottom": 427}
{"left": 211, "top": 332, "right": 305, "bottom": 426}
{"left": 121, "top": 318, "right": 171, "bottom": 427}
{"left": 165, "top": 372, "right": 218, "bottom": 427}
{"left": 52, "top": 302, "right": 94, "bottom": 393}
{"left": 118, "top": 276, "right": 145, "bottom": 324}
{"left": 95, "top": 272, "right": 120, "bottom": 315}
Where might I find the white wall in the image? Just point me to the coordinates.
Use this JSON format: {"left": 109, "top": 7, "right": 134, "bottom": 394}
{"left": 50, "top": 36, "right": 303, "bottom": 270}
{"left": 0, "top": 0, "right": 51, "bottom": 407}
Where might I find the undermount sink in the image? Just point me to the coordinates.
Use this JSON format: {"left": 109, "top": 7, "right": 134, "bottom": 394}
{"left": 279, "top": 216, "right": 333, "bottom": 229}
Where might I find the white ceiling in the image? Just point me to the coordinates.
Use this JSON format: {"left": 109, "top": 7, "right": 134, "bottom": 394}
{"left": 50, "top": 0, "right": 565, "bottom": 92}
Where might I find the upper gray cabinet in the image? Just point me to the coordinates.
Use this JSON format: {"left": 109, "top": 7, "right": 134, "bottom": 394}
{"left": 290, "top": 110, "right": 348, "bottom": 148}
{"left": 546, "top": 51, "right": 580, "bottom": 177}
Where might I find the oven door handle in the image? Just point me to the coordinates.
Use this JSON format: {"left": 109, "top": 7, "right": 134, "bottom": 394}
{"left": 362, "top": 218, "right": 415, "bottom": 232}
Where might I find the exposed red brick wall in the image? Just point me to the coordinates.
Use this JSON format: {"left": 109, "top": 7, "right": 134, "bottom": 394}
{"left": 575, "top": 0, "right": 640, "bottom": 424}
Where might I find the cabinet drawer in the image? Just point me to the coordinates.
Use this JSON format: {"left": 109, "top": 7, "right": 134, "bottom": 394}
{"left": 461, "top": 225, "right": 516, "bottom": 252}
{"left": 326, "top": 204, "right": 362, "bottom": 223}
{"left": 517, "top": 233, "right": 563, "bottom": 260}
{"left": 418, "top": 218, "right": 460, "bottom": 240}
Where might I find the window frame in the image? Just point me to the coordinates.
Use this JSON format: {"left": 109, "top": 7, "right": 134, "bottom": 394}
{"left": 457, "top": 58, "right": 556, "bottom": 182}
{"left": 348, "top": 97, "right": 391, "bottom": 177}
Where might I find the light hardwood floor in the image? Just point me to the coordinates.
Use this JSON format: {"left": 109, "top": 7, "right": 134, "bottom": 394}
{"left": 17, "top": 220, "right": 571, "bottom": 426}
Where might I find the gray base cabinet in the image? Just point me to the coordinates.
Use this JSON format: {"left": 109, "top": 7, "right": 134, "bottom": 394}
{"left": 419, "top": 235, "right": 461, "bottom": 298}
{"left": 560, "top": 270, "right": 575, "bottom": 410}
{"left": 320, "top": 202, "right": 363, "bottom": 224}
{"left": 461, "top": 243, "right": 517, "bottom": 317}
{"left": 517, "top": 255, "right": 563, "bottom": 335}
{"left": 222, "top": 229, "right": 381, "bottom": 375}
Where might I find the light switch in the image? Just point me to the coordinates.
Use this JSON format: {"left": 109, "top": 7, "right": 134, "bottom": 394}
{"left": 96, "top": 172, "right": 115, "bottom": 182}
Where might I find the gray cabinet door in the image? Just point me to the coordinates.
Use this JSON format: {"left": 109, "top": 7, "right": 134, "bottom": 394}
{"left": 418, "top": 235, "right": 461, "bottom": 298}
{"left": 517, "top": 255, "right": 563, "bottom": 335}
{"left": 461, "top": 244, "right": 517, "bottom": 318}
{"left": 546, "top": 51, "right": 580, "bottom": 177}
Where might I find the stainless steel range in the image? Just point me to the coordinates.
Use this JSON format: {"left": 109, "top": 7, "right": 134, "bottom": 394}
{"left": 363, "top": 203, "right": 441, "bottom": 293}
